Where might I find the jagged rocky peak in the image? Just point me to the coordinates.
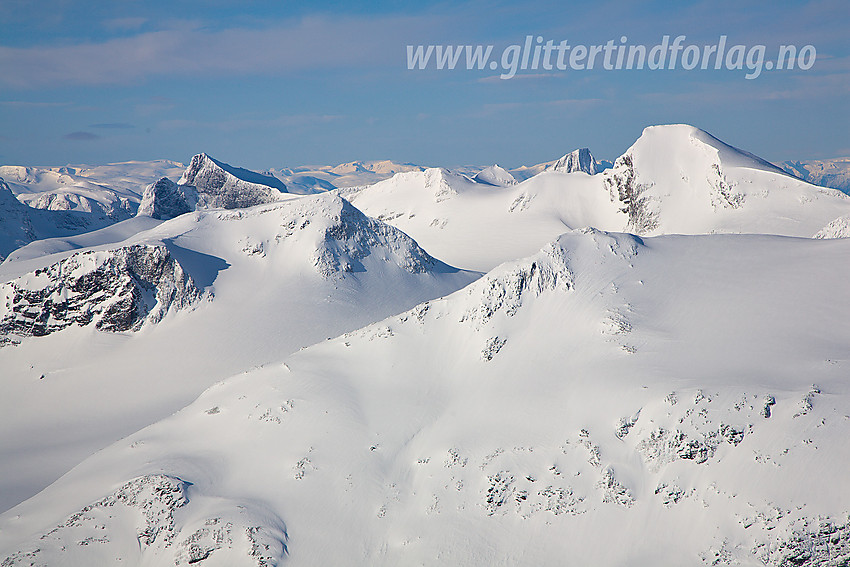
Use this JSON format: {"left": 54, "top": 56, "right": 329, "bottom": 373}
{"left": 137, "top": 177, "right": 194, "bottom": 220}
{"left": 0, "top": 244, "right": 202, "bottom": 340}
{"left": 549, "top": 148, "right": 598, "bottom": 175}
{"left": 473, "top": 164, "right": 517, "bottom": 186}
{"left": 178, "top": 153, "right": 287, "bottom": 210}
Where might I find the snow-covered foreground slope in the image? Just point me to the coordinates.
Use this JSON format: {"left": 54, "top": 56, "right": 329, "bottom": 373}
{"left": 3, "top": 229, "right": 849, "bottom": 566}
{"left": 0, "top": 193, "right": 478, "bottom": 513}
{"left": 348, "top": 125, "right": 850, "bottom": 271}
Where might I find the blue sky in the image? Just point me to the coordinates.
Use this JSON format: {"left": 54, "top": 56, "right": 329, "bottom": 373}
{"left": 0, "top": 0, "right": 848, "bottom": 170}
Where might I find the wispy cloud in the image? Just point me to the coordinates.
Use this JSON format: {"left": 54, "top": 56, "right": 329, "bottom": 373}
{"left": 158, "top": 114, "right": 342, "bottom": 132}
{"left": 0, "top": 15, "right": 443, "bottom": 88}
{"left": 63, "top": 131, "right": 100, "bottom": 141}
{"left": 102, "top": 17, "right": 148, "bottom": 31}
{"left": 0, "top": 100, "right": 72, "bottom": 107}
{"left": 476, "top": 97, "right": 603, "bottom": 116}
{"left": 477, "top": 73, "right": 558, "bottom": 84}
{"left": 89, "top": 122, "right": 135, "bottom": 129}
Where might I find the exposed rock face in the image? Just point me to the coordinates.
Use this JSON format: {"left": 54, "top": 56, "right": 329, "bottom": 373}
{"left": 602, "top": 154, "right": 659, "bottom": 234}
{"left": 1, "top": 474, "right": 288, "bottom": 567}
{"left": 179, "top": 153, "right": 286, "bottom": 209}
{"left": 0, "top": 244, "right": 202, "bottom": 338}
{"left": 814, "top": 214, "right": 850, "bottom": 239}
{"left": 137, "top": 177, "right": 194, "bottom": 220}
{"left": 549, "top": 148, "right": 598, "bottom": 175}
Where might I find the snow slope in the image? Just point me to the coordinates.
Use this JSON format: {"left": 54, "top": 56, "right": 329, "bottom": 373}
{"left": 3, "top": 229, "right": 849, "bottom": 566}
{"left": 348, "top": 125, "right": 850, "bottom": 271}
{"left": 0, "top": 193, "right": 478, "bottom": 513}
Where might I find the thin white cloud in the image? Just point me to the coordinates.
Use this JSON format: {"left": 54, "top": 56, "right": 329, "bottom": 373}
{"left": 0, "top": 100, "right": 72, "bottom": 107}
{"left": 157, "top": 114, "right": 343, "bottom": 132}
{"left": 0, "top": 15, "right": 443, "bottom": 88}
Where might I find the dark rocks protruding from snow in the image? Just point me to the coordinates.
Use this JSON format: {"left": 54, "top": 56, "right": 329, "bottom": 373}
{"left": 0, "top": 244, "right": 202, "bottom": 339}
{"left": 137, "top": 177, "right": 194, "bottom": 220}
{"left": 178, "top": 153, "right": 287, "bottom": 210}
{"left": 549, "top": 148, "right": 598, "bottom": 175}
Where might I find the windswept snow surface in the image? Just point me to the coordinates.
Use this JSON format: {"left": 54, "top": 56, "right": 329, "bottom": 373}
{"left": 0, "top": 193, "right": 478, "bottom": 512}
{"left": 3, "top": 230, "right": 850, "bottom": 566}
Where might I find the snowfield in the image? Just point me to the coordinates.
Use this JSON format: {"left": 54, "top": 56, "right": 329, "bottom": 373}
{"left": 1, "top": 124, "right": 850, "bottom": 567}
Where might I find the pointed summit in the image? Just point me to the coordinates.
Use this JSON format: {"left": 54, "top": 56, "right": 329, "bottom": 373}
{"left": 549, "top": 148, "right": 598, "bottom": 175}
{"left": 178, "top": 153, "right": 287, "bottom": 210}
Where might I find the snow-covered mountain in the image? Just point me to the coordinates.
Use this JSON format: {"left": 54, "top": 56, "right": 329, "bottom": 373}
{"left": 782, "top": 158, "right": 850, "bottom": 194}
{"left": 3, "top": 123, "right": 850, "bottom": 567}
{"left": 548, "top": 147, "right": 598, "bottom": 174}
{"left": 177, "top": 153, "right": 288, "bottom": 209}
{"left": 0, "top": 192, "right": 478, "bottom": 513}
{"left": 509, "top": 147, "right": 609, "bottom": 181}
{"left": 269, "top": 160, "right": 427, "bottom": 192}
{"left": 348, "top": 125, "right": 850, "bottom": 271}
{"left": 471, "top": 164, "right": 517, "bottom": 186}
{"left": 0, "top": 160, "right": 184, "bottom": 218}
{"left": 0, "top": 179, "right": 124, "bottom": 261}
{"left": 3, "top": 229, "right": 849, "bottom": 566}
{"left": 136, "top": 177, "right": 195, "bottom": 220}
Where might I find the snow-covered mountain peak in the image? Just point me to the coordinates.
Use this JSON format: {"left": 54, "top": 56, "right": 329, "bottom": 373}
{"left": 178, "top": 153, "right": 287, "bottom": 209}
{"left": 243, "top": 193, "right": 447, "bottom": 277}
{"left": 549, "top": 148, "right": 598, "bottom": 175}
{"left": 421, "top": 167, "right": 477, "bottom": 201}
{"left": 599, "top": 124, "right": 850, "bottom": 235}
{"left": 473, "top": 164, "right": 518, "bottom": 186}
{"left": 631, "top": 124, "right": 787, "bottom": 174}
{"left": 137, "top": 177, "right": 194, "bottom": 220}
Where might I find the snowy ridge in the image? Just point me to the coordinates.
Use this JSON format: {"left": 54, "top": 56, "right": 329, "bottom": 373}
{"left": 178, "top": 153, "right": 287, "bottom": 209}
{"left": 347, "top": 125, "right": 850, "bottom": 271}
{"left": 7, "top": 230, "right": 848, "bottom": 565}
{"left": 0, "top": 192, "right": 479, "bottom": 513}
{"left": 0, "top": 244, "right": 202, "bottom": 340}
